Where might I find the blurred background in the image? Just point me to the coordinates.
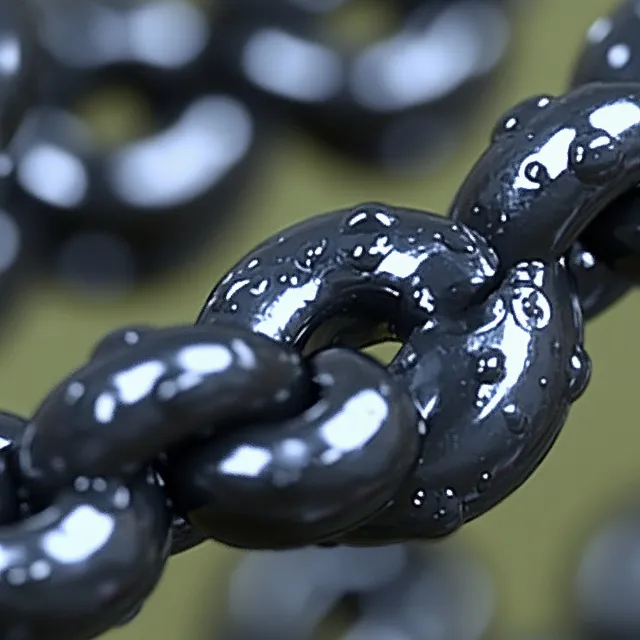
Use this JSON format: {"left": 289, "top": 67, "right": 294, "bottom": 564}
{"left": 1, "top": 0, "right": 639, "bottom": 637}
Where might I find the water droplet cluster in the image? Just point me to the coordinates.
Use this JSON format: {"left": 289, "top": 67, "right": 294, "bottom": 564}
{"left": 199, "top": 187, "right": 599, "bottom": 543}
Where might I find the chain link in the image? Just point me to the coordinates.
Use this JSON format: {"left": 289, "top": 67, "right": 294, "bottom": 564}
{"left": 1, "top": 0, "right": 640, "bottom": 638}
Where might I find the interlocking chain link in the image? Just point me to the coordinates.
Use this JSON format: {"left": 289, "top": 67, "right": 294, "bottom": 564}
{"left": 1, "top": 0, "right": 640, "bottom": 639}
{"left": 197, "top": 205, "right": 588, "bottom": 543}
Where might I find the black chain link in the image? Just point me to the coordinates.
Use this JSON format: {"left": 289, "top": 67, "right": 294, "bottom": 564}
{"left": 1, "top": 0, "right": 640, "bottom": 638}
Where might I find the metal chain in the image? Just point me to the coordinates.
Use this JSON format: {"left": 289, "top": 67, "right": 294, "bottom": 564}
{"left": 218, "top": 541, "right": 496, "bottom": 640}
{"left": 1, "top": 0, "right": 640, "bottom": 638}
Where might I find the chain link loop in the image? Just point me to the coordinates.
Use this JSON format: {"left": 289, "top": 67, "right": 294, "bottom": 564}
{"left": 198, "top": 204, "right": 590, "bottom": 542}
{"left": 0, "top": 408, "right": 171, "bottom": 640}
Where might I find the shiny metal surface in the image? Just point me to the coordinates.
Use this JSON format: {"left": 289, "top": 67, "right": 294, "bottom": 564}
{"left": 19, "top": 323, "right": 314, "bottom": 497}
{"left": 198, "top": 204, "right": 501, "bottom": 346}
{"left": 0, "top": 411, "right": 172, "bottom": 640}
{"left": 450, "top": 84, "right": 640, "bottom": 273}
{"left": 571, "top": 0, "right": 640, "bottom": 89}
{"left": 343, "top": 259, "right": 590, "bottom": 542}
{"left": 567, "top": 0, "right": 640, "bottom": 289}
{"left": 199, "top": 203, "right": 590, "bottom": 542}
{"left": 17, "top": 322, "right": 317, "bottom": 558}
{"left": 0, "top": 411, "right": 22, "bottom": 525}
{"left": 565, "top": 242, "right": 630, "bottom": 320}
{"left": 166, "top": 347, "right": 421, "bottom": 549}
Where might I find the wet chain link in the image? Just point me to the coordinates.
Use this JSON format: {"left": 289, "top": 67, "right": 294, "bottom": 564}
{"left": 1, "top": 0, "right": 640, "bottom": 638}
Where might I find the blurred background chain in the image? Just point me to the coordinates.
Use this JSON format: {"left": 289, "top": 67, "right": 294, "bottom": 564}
{"left": 0, "top": 0, "right": 516, "bottom": 299}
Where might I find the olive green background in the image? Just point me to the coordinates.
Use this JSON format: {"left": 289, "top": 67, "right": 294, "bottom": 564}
{"left": 2, "top": 0, "right": 637, "bottom": 637}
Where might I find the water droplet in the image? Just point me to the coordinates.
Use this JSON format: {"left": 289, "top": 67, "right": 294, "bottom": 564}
{"left": 294, "top": 238, "right": 328, "bottom": 272}
{"left": 490, "top": 95, "right": 554, "bottom": 142}
{"left": 587, "top": 16, "right": 612, "bottom": 44}
{"left": 433, "top": 224, "right": 478, "bottom": 254}
{"left": 503, "top": 403, "right": 530, "bottom": 436}
{"left": 524, "top": 160, "right": 551, "bottom": 185}
{"left": 569, "top": 133, "right": 621, "bottom": 184}
{"left": 412, "top": 488, "right": 426, "bottom": 507}
{"left": 338, "top": 223, "right": 393, "bottom": 272}
{"left": 340, "top": 205, "right": 397, "bottom": 235}
{"left": 511, "top": 286, "right": 552, "bottom": 330}
{"left": 6, "top": 567, "right": 27, "bottom": 586}
{"left": 539, "top": 376, "right": 548, "bottom": 387}
{"left": 249, "top": 278, "right": 269, "bottom": 296}
{"left": 411, "top": 487, "right": 462, "bottom": 533}
{"left": 607, "top": 42, "right": 631, "bottom": 69}
{"left": 412, "top": 286, "right": 436, "bottom": 313}
{"left": 113, "top": 486, "right": 131, "bottom": 509}
{"left": 29, "top": 560, "right": 51, "bottom": 581}
{"left": 477, "top": 472, "right": 492, "bottom": 493}
{"left": 512, "top": 261, "right": 545, "bottom": 287}
{"left": 430, "top": 488, "right": 463, "bottom": 533}
{"left": 74, "top": 476, "right": 90, "bottom": 492}
{"left": 576, "top": 248, "right": 596, "bottom": 270}
{"left": 92, "top": 477, "right": 107, "bottom": 492}
{"left": 567, "top": 344, "right": 591, "bottom": 401}
{"left": 65, "top": 381, "right": 85, "bottom": 405}
{"left": 475, "top": 349, "right": 507, "bottom": 384}
{"left": 124, "top": 330, "right": 140, "bottom": 345}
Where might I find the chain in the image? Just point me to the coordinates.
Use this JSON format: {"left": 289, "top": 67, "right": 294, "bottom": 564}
{"left": 0, "top": 0, "right": 639, "bottom": 638}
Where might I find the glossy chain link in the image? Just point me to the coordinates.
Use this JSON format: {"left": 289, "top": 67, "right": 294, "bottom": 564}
{"left": 2, "top": 0, "right": 640, "bottom": 638}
